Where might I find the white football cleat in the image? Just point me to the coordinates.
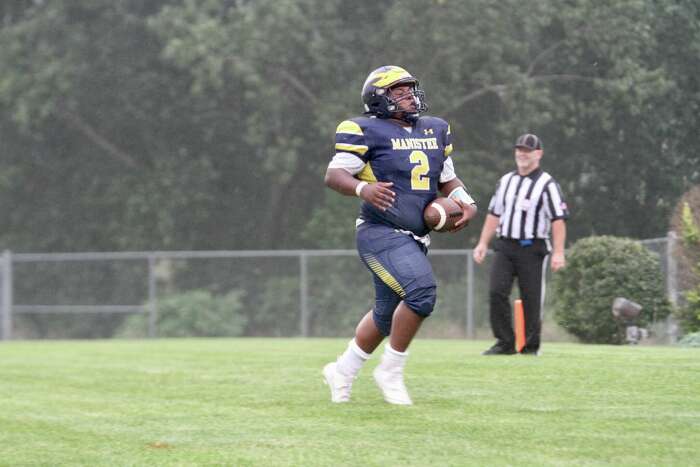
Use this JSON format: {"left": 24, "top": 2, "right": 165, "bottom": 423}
{"left": 323, "top": 362, "right": 354, "bottom": 403}
{"left": 373, "top": 365, "right": 413, "bottom": 406}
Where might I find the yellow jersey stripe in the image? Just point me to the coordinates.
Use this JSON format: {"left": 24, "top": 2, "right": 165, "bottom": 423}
{"left": 364, "top": 256, "right": 406, "bottom": 297}
{"left": 336, "top": 120, "right": 364, "bottom": 136}
{"left": 357, "top": 163, "right": 377, "bottom": 182}
{"left": 335, "top": 143, "right": 368, "bottom": 156}
{"left": 444, "top": 144, "right": 453, "bottom": 157}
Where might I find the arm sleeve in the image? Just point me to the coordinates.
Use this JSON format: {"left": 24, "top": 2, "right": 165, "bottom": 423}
{"left": 545, "top": 181, "right": 569, "bottom": 220}
{"left": 439, "top": 156, "right": 457, "bottom": 183}
{"left": 328, "top": 152, "right": 366, "bottom": 175}
{"left": 488, "top": 177, "right": 506, "bottom": 217}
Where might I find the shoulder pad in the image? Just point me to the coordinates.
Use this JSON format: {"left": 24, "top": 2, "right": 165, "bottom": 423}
{"left": 335, "top": 119, "right": 364, "bottom": 136}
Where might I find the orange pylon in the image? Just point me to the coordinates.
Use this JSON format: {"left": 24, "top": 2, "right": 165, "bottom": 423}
{"left": 514, "top": 299, "right": 526, "bottom": 353}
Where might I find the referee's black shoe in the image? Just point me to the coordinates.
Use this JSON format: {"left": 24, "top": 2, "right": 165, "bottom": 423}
{"left": 481, "top": 344, "right": 517, "bottom": 355}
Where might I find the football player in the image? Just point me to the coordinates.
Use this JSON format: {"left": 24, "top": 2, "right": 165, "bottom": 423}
{"left": 322, "top": 65, "right": 477, "bottom": 405}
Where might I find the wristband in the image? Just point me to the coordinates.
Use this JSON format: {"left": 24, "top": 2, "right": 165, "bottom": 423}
{"left": 355, "top": 181, "right": 368, "bottom": 197}
{"left": 448, "top": 186, "right": 475, "bottom": 205}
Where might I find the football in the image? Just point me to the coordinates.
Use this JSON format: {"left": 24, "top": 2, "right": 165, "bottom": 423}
{"left": 423, "top": 197, "right": 463, "bottom": 232}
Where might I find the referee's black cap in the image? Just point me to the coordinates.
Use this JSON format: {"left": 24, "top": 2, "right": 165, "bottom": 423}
{"left": 515, "top": 133, "right": 542, "bottom": 150}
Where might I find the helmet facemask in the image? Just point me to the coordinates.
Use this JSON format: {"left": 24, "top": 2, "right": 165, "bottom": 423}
{"left": 384, "top": 85, "right": 426, "bottom": 123}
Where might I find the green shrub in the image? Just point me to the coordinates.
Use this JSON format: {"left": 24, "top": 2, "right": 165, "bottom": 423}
{"left": 118, "top": 289, "right": 246, "bottom": 338}
{"left": 677, "top": 331, "right": 700, "bottom": 347}
{"left": 246, "top": 276, "right": 304, "bottom": 337}
{"left": 677, "top": 288, "right": 700, "bottom": 333}
{"left": 307, "top": 265, "right": 374, "bottom": 338}
{"left": 552, "top": 236, "right": 671, "bottom": 344}
{"left": 675, "top": 201, "right": 700, "bottom": 333}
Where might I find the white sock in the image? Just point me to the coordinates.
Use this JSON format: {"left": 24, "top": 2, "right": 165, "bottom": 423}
{"left": 379, "top": 343, "right": 408, "bottom": 371}
{"left": 336, "top": 339, "right": 370, "bottom": 377}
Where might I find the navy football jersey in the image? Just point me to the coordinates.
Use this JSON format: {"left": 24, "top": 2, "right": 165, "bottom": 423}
{"left": 334, "top": 116, "right": 454, "bottom": 237}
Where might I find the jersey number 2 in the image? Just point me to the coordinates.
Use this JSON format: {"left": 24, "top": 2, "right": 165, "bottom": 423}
{"left": 409, "top": 151, "right": 430, "bottom": 191}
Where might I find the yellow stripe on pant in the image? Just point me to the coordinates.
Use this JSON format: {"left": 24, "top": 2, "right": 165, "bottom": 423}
{"left": 363, "top": 255, "right": 406, "bottom": 298}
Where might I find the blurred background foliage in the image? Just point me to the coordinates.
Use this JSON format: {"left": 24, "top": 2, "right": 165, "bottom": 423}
{"left": 673, "top": 193, "right": 700, "bottom": 333}
{"left": 1, "top": 0, "right": 699, "bottom": 253}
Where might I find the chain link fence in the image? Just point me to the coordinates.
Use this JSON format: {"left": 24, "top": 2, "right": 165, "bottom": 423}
{"left": 0, "top": 234, "right": 678, "bottom": 341}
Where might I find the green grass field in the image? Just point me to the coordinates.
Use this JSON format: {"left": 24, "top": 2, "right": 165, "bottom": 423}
{"left": 0, "top": 339, "right": 698, "bottom": 466}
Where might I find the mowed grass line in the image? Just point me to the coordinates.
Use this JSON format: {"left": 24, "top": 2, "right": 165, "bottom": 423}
{"left": 0, "top": 339, "right": 698, "bottom": 466}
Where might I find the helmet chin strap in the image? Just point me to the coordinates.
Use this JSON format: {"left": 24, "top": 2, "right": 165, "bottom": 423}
{"left": 392, "top": 111, "right": 419, "bottom": 124}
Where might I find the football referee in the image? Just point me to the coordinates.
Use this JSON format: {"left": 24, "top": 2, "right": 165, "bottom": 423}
{"left": 473, "top": 134, "right": 569, "bottom": 355}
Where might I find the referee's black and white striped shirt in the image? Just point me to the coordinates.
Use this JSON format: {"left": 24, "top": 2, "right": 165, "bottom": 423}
{"left": 488, "top": 168, "right": 569, "bottom": 240}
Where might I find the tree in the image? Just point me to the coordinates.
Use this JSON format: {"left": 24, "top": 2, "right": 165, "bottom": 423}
{"left": 0, "top": 0, "right": 217, "bottom": 251}
{"left": 1, "top": 0, "right": 699, "bottom": 253}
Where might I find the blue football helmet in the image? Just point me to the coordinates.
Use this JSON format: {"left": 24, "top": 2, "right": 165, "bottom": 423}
{"left": 361, "top": 65, "right": 427, "bottom": 122}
